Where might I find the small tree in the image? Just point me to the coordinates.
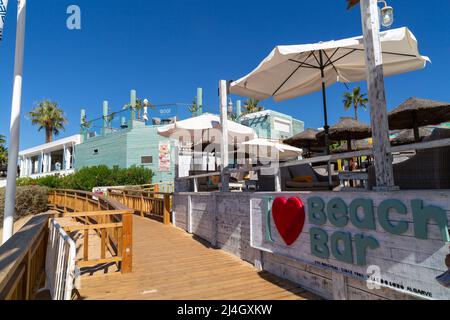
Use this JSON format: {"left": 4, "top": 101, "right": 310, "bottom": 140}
{"left": 343, "top": 87, "right": 368, "bottom": 121}
{"left": 188, "top": 98, "right": 200, "bottom": 117}
{"left": 243, "top": 98, "right": 264, "bottom": 115}
{"left": 28, "top": 100, "right": 68, "bottom": 143}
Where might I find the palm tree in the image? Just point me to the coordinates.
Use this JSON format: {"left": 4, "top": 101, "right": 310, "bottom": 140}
{"left": 81, "top": 115, "right": 91, "bottom": 130}
{"left": 343, "top": 87, "right": 368, "bottom": 121}
{"left": 0, "top": 146, "right": 8, "bottom": 167}
{"left": 0, "top": 135, "right": 7, "bottom": 167}
{"left": 28, "top": 100, "right": 68, "bottom": 143}
{"left": 243, "top": 98, "right": 264, "bottom": 115}
{"left": 188, "top": 98, "right": 200, "bottom": 117}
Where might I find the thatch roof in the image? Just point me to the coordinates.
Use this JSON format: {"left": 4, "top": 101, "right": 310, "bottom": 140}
{"left": 347, "top": 0, "right": 360, "bottom": 9}
{"left": 284, "top": 129, "right": 324, "bottom": 148}
{"left": 389, "top": 97, "right": 450, "bottom": 130}
{"left": 317, "top": 117, "right": 372, "bottom": 142}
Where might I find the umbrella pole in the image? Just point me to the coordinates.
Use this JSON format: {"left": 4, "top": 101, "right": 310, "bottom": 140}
{"left": 319, "top": 51, "right": 333, "bottom": 190}
{"left": 412, "top": 112, "right": 421, "bottom": 142}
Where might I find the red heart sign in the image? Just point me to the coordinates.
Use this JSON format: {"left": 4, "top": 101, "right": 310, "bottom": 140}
{"left": 272, "top": 197, "right": 306, "bottom": 246}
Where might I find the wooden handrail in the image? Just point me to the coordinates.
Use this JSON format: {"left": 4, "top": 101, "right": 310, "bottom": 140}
{"left": 106, "top": 188, "right": 172, "bottom": 225}
{"left": 0, "top": 214, "right": 49, "bottom": 300}
{"left": 48, "top": 189, "right": 134, "bottom": 274}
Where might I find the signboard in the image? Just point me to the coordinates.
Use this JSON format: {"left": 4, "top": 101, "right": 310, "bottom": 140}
{"left": 158, "top": 142, "right": 171, "bottom": 172}
{"left": 250, "top": 192, "right": 450, "bottom": 299}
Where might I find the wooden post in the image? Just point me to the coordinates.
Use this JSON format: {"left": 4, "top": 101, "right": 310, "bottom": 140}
{"left": 83, "top": 230, "right": 89, "bottom": 262}
{"left": 121, "top": 212, "right": 133, "bottom": 273}
{"left": 163, "top": 194, "right": 171, "bottom": 225}
{"left": 63, "top": 191, "right": 67, "bottom": 212}
{"left": 140, "top": 194, "right": 144, "bottom": 217}
{"left": 360, "top": 0, "right": 396, "bottom": 191}
{"left": 219, "top": 80, "right": 230, "bottom": 192}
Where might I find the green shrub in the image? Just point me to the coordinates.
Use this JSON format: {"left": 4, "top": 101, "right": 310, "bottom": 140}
{"left": 0, "top": 186, "right": 49, "bottom": 223}
{"left": 15, "top": 165, "right": 154, "bottom": 192}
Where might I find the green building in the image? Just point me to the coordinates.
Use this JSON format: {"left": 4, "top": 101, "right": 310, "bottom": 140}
{"left": 75, "top": 120, "right": 175, "bottom": 183}
{"left": 239, "top": 109, "right": 305, "bottom": 140}
{"left": 74, "top": 91, "right": 180, "bottom": 184}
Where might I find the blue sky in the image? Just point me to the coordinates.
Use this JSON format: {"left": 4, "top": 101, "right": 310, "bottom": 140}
{"left": 0, "top": 0, "right": 449, "bottom": 149}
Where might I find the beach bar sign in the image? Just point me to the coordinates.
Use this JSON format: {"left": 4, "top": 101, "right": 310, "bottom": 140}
{"left": 250, "top": 192, "right": 450, "bottom": 299}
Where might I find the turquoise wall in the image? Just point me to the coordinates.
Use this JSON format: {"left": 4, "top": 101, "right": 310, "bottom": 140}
{"left": 75, "top": 121, "right": 174, "bottom": 183}
{"left": 241, "top": 110, "right": 305, "bottom": 140}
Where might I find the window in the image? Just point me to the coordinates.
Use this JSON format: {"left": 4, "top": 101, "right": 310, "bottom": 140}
{"left": 273, "top": 117, "right": 292, "bottom": 133}
{"left": 141, "top": 156, "right": 153, "bottom": 164}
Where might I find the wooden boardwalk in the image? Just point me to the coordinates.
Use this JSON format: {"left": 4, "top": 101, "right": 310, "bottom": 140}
{"left": 77, "top": 216, "right": 320, "bottom": 300}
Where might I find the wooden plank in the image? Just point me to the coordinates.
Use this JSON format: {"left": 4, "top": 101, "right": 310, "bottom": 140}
{"left": 63, "top": 210, "right": 128, "bottom": 218}
{"left": 77, "top": 216, "right": 319, "bottom": 300}
{"left": 63, "top": 222, "right": 123, "bottom": 232}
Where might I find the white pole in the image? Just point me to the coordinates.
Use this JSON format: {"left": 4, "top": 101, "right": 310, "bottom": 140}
{"left": 219, "top": 80, "right": 229, "bottom": 192}
{"left": 360, "top": 0, "right": 396, "bottom": 191}
{"left": 2, "top": 0, "right": 27, "bottom": 244}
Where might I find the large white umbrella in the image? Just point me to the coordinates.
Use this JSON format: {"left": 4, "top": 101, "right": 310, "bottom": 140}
{"left": 230, "top": 27, "right": 430, "bottom": 148}
{"left": 231, "top": 27, "right": 429, "bottom": 101}
{"left": 241, "top": 138, "right": 303, "bottom": 161}
{"left": 158, "top": 113, "right": 257, "bottom": 172}
{"left": 157, "top": 113, "right": 257, "bottom": 143}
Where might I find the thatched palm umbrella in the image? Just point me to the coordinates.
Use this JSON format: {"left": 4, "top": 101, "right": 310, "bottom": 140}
{"left": 388, "top": 97, "right": 450, "bottom": 143}
{"left": 390, "top": 127, "right": 434, "bottom": 146}
{"left": 284, "top": 129, "right": 325, "bottom": 157}
{"left": 317, "top": 117, "right": 372, "bottom": 152}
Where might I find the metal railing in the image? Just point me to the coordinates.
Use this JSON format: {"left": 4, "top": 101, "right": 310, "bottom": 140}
{"left": 44, "top": 219, "right": 78, "bottom": 300}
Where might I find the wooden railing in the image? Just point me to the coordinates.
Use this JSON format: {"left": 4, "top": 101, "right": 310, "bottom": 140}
{"left": 139, "top": 182, "right": 175, "bottom": 193}
{"left": 0, "top": 215, "right": 49, "bottom": 300}
{"left": 48, "top": 190, "right": 134, "bottom": 273}
{"left": 107, "top": 188, "right": 172, "bottom": 225}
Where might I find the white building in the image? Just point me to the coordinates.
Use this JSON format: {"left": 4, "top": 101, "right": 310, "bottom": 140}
{"left": 18, "top": 134, "right": 81, "bottom": 178}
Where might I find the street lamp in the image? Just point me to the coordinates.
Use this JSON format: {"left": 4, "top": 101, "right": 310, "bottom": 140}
{"left": 378, "top": 0, "right": 394, "bottom": 28}
{"left": 347, "top": 1, "right": 394, "bottom": 29}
